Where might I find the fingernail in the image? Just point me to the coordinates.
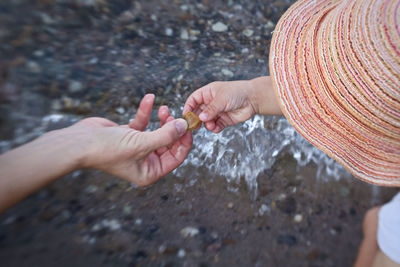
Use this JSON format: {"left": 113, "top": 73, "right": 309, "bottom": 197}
{"left": 199, "top": 112, "right": 208, "bottom": 121}
{"left": 145, "top": 94, "right": 155, "bottom": 102}
{"left": 175, "top": 119, "right": 188, "bottom": 135}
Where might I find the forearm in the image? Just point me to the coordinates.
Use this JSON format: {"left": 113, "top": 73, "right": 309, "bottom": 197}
{"left": 249, "top": 76, "right": 283, "bottom": 116}
{"left": 0, "top": 129, "right": 82, "bottom": 213}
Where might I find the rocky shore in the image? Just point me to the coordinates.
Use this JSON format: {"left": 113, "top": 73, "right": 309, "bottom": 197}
{"left": 0, "top": 0, "right": 397, "bottom": 266}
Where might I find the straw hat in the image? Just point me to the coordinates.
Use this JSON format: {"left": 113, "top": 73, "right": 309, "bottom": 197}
{"left": 269, "top": 0, "right": 400, "bottom": 185}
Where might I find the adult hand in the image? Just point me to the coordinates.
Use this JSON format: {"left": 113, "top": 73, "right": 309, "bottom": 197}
{"left": 0, "top": 94, "right": 192, "bottom": 213}
{"left": 68, "top": 94, "right": 192, "bottom": 186}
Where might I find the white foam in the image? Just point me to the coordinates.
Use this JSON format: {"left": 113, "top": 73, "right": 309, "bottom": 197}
{"left": 174, "top": 115, "right": 352, "bottom": 197}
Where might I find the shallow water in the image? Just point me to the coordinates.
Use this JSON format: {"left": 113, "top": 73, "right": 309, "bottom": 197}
{"left": 175, "top": 114, "right": 352, "bottom": 197}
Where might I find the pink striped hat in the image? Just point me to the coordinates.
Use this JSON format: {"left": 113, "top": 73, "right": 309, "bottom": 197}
{"left": 270, "top": 0, "right": 400, "bottom": 185}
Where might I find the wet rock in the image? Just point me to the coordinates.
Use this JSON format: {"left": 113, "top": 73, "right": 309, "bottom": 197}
{"left": 277, "top": 196, "right": 296, "bottom": 214}
{"left": 27, "top": 61, "right": 41, "bottom": 73}
{"left": 89, "top": 57, "right": 98, "bottom": 64}
{"left": 33, "top": 50, "right": 44, "bottom": 57}
{"left": 277, "top": 234, "right": 297, "bottom": 246}
{"left": 294, "top": 214, "right": 303, "bottom": 223}
{"left": 243, "top": 28, "right": 254, "bottom": 37}
{"left": 144, "top": 224, "right": 159, "bottom": 240}
{"left": 39, "top": 209, "right": 58, "bottom": 222}
{"left": 68, "top": 199, "right": 83, "bottom": 214}
{"left": 180, "top": 29, "right": 189, "bottom": 40}
{"left": 165, "top": 28, "right": 173, "bottom": 36}
{"left": 177, "top": 249, "right": 186, "bottom": 258}
{"left": 123, "top": 76, "right": 133, "bottom": 82}
{"left": 198, "top": 226, "right": 207, "bottom": 234}
{"left": 180, "top": 226, "right": 199, "bottom": 238}
{"left": 123, "top": 206, "right": 132, "bottom": 215}
{"left": 221, "top": 69, "right": 234, "bottom": 77}
{"left": 132, "top": 250, "right": 147, "bottom": 262}
{"left": 206, "top": 242, "right": 222, "bottom": 253}
{"left": 307, "top": 248, "right": 320, "bottom": 261}
{"left": 211, "top": 22, "right": 228, "bottom": 32}
{"left": 265, "top": 20, "right": 276, "bottom": 29}
{"left": 222, "top": 239, "right": 236, "bottom": 246}
{"left": 210, "top": 231, "right": 219, "bottom": 240}
{"left": 85, "top": 185, "right": 98, "bottom": 194}
{"left": 92, "top": 219, "right": 121, "bottom": 231}
{"left": 68, "top": 80, "right": 84, "bottom": 93}
{"left": 115, "top": 107, "right": 125, "bottom": 114}
{"left": 259, "top": 204, "right": 269, "bottom": 216}
{"left": 340, "top": 187, "right": 350, "bottom": 197}
{"left": 159, "top": 244, "right": 179, "bottom": 255}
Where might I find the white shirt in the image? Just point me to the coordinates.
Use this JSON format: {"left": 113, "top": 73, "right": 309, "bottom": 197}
{"left": 378, "top": 192, "right": 400, "bottom": 264}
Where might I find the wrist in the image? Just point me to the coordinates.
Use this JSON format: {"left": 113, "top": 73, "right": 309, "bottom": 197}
{"left": 249, "top": 76, "right": 283, "bottom": 116}
{"left": 41, "top": 128, "right": 86, "bottom": 172}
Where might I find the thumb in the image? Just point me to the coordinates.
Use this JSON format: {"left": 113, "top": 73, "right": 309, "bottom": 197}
{"left": 199, "top": 96, "right": 226, "bottom": 122}
{"left": 141, "top": 118, "right": 188, "bottom": 152}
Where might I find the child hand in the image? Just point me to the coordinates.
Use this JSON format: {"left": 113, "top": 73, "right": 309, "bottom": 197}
{"left": 183, "top": 80, "right": 258, "bottom": 133}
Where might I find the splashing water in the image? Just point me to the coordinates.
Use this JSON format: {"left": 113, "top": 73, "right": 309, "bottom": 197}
{"left": 174, "top": 114, "right": 352, "bottom": 196}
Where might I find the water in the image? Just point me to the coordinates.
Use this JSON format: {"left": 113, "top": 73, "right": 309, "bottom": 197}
{"left": 174, "top": 114, "right": 352, "bottom": 197}
{"left": 0, "top": 109, "right": 352, "bottom": 197}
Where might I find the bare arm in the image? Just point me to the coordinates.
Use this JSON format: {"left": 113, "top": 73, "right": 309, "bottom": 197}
{"left": 0, "top": 131, "right": 81, "bottom": 213}
{"left": 0, "top": 94, "right": 192, "bottom": 214}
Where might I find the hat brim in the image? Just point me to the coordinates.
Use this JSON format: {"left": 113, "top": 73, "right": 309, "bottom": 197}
{"left": 270, "top": 0, "right": 400, "bottom": 185}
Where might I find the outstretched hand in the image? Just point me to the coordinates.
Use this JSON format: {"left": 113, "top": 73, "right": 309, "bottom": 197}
{"left": 0, "top": 94, "right": 193, "bottom": 213}
{"left": 70, "top": 94, "right": 193, "bottom": 186}
{"left": 183, "top": 80, "right": 258, "bottom": 133}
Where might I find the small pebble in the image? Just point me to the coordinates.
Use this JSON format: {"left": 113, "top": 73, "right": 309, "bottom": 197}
{"left": 165, "top": 28, "right": 173, "bottom": 36}
{"left": 227, "top": 202, "right": 234, "bottom": 209}
{"left": 180, "top": 29, "right": 189, "bottom": 40}
{"left": 123, "top": 206, "right": 132, "bottom": 215}
{"left": 102, "top": 219, "right": 121, "bottom": 231}
{"left": 89, "top": 57, "right": 98, "bottom": 64}
{"left": 243, "top": 28, "right": 254, "bottom": 37}
{"left": 259, "top": 204, "right": 269, "bottom": 216}
{"left": 116, "top": 107, "right": 125, "bottom": 114}
{"left": 123, "top": 76, "right": 133, "bottom": 82}
{"left": 221, "top": 69, "right": 234, "bottom": 77}
{"left": 68, "top": 80, "right": 83, "bottom": 93}
{"left": 212, "top": 22, "right": 228, "bottom": 32}
{"left": 177, "top": 249, "right": 186, "bottom": 258}
{"left": 294, "top": 214, "right": 303, "bottom": 223}
{"left": 27, "top": 61, "right": 41, "bottom": 73}
{"left": 180, "top": 226, "right": 199, "bottom": 238}
{"left": 85, "top": 185, "right": 98, "bottom": 194}
{"left": 265, "top": 20, "right": 275, "bottom": 29}
{"left": 33, "top": 50, "right": 44, "bottom": 57}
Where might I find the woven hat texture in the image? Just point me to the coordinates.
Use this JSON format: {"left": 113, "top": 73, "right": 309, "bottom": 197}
{"left": 270, "top": 0, "right": 400, "bottom": 185}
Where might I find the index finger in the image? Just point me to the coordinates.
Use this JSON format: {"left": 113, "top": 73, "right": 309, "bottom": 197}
{"left": 183, "top": 90, "right": 203, "bottom": 115}
{"left": 182, "top": 85, "right": 213, "bottom": 115}
{"left": 129, "top": 94, "right": 155, "bottom": 130}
